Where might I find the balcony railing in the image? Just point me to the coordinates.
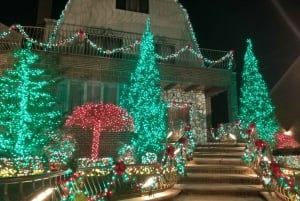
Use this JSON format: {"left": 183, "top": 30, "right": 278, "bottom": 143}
{"left": 0, "top": 24, "right": 234, "bottom": 70}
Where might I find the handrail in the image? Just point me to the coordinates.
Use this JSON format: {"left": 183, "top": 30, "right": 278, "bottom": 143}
{"left": 241, "top": 125, "right": 300, "bottom": 201}
{"left": 0, "top": 163, "right": 178, "bottom": 201}
{"left": 0, "top": 171, "right": 65, "bottom": 201}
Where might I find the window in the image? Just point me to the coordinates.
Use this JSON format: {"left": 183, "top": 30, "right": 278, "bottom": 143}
{"left": 116, "top": 0, "right": 149, "bottom": 14}
{"left": 86, "top": 82, "right": 102, "bottom": 103}
{"left": 55, "top": 80, "right": 69, "bottom": 112}
{"left": 69, "top": 81, "right": 84, "bottom": 111}
{"left": 103, "top": 84, "right": 118, "bottom": 104}
{"left": 56, "top": 80, "right": 120, "bottom": 114}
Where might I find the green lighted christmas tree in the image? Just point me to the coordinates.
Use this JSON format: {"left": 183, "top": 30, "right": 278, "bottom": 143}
{"left": 239, "top": 39, "right": 279, "bottom": 145}
{"left": 0, "top": 43, "right": 62, "bottom": 158}
{"left": 121, "top": 18, "right": 167, "bottom": 161}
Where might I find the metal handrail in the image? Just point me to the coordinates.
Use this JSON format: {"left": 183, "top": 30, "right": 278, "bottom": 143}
{"left": 245, "top": 132, "right": 300, "bottom": 201}
{"left": 0, "top": 171, "right": 65, "bottom": 201}
{"left": 0, "top": 164, "right": 177, "bottom": 201}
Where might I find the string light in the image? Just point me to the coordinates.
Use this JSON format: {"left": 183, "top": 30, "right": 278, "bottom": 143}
{"left": 120, "top": 18, "right": 167, "bottom": 162}
{"left": 65, "top": 102, "right": 133, "bottom": 159}
{"left": 0, "top": 42, "right": 62, "bottom": 158}
{"left": 46, "top": 0, "right": 72, "bottom": 49}
{"left": 0, "top": 0, "right": 234, "bottom": 69}
{"left": 239, "top": 39, "right": 279, "bottom": 145}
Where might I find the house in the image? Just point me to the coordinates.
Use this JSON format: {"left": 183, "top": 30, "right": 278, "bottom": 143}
{"left": 271, "top": 56, "right": 300, "bottom": 142}
{"left": 0, "top": 0, "right": 237, "bottom": 158}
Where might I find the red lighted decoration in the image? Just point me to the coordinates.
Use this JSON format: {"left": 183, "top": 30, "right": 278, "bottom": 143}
{"left": 275, "top": 132, "right": 300, "bottom": 149}
{"left": 249, "top": 122, "right": 255, "bottom": 130}
{"left": 269, "top": 160, "right": 281, "bottom": 178}
{"left": 178, "top": 137, "right": 187, "bottom": 146}
{"left": 254, "top": 139, "right": 266, "bottom": 149}
{"left": 65, "top": 102, "right": 133, "bottom": 159}
{"left": 114, "top": 161, "right": 126, "bottom": 176}
{"left": 165, "top": 145, "right": 175, "bottom": 158}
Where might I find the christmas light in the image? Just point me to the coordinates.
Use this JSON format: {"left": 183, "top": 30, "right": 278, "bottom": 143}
{"left": 0, "top": 0, "right": 234, "bottom": 69}
{"left": 174, "top": 0, "right": 234, "bottom": 69}
{"left": 120, "top": 18, "right": 167, "bottom": 162}
{"left": 141, "top": 152, "right": 158, "bottom": 164}
{"left": 275, "top": 132, "right": 299, "bottom": 149}
{"left": 239, "top": 39, "right": 279, "bottom": 146}
{"left": 65, "top": 102, "right": 133, "bottom": 159}
{"left": 0, "top": 42, "right": 62, "bottom": 158}
{"left": 46, "top": 0, "right": 72, "bottom": 49}
{"left": 31, "top": 187, "right": 54, "bottom": 201}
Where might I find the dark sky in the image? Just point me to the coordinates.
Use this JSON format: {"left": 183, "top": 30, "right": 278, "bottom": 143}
{"left": 0, "top": 0, "right": 299, "bottom": 89}
{"left": 180, "top": 0, "right": 300, "bottom": 89}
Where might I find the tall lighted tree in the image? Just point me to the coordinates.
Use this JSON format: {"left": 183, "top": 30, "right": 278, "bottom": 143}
{"left": 121, "top": 18, "right": 167, "bottom": 161}
{"left": 0, "top": 43, "right": 62, "bottom": 158}
{"left": 239, "top": 39, "right": 279, "bottom": 145}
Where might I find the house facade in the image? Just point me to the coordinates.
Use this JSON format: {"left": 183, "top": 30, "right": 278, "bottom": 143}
{"left": 0, "top": 0, "right": 238, "bottom": 158}
{"left": 271, "top": 56, "right": 300, "bottom": 142}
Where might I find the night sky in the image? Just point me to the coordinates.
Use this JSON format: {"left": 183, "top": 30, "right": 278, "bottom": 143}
{"left": 0, "top": 0, "right": 299, "bottom": 89}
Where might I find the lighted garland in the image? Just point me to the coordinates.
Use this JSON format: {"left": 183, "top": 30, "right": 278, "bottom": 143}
{"left": 117, "top": 144, "right": 135, "bottom": 165}
{"left": 2, "top": 24, "right": 233, "bottom": 69}
{"left": 174, "top": 0, "right": 201, "bottom": 53}
{"left": 0, "top": 0, "right": 234, "bottom": 69}
{"left": 174, "top": 0, "right": 234, "bottom": 69}
{"left": 241, "top": 123, "right": 300, "bottom": 200}
{"left": 47, "top": 0, "right": 72, "bottom": 48}
{"left": 141, "top": 152, "right": 158, "bottom": 164}
{"left": 0, "top": 157, "right": 45, "bottom": 177}
{"left": 209, "top": 121, "right": 241, "bottom": 142}
{"left": 58, "top": 163, "right": 177, "bottom": 201}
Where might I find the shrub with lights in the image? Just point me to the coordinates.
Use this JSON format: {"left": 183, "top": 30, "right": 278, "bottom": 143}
{"left": 0, "top": 42, "right": 63, "bottom": 158}
{"left": 0, "top": 43, "right": 77, "bottom": 177}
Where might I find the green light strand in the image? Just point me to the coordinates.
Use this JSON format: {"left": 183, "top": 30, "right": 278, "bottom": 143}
{"left": 0, "top": 42, "right": 62, "bottom": 158}
{"left": 239, "top": 39, "right": 279, "bottom": 146}
{"left": 47, "top": 0, "right": 72, "bottom": 49}
{"left": 121, "top": 18, "right": 167, "bottom": 162}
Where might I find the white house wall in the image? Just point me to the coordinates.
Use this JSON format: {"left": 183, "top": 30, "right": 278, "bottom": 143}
{"left": 59, "top": 0, "right": 191, "bottom": 41}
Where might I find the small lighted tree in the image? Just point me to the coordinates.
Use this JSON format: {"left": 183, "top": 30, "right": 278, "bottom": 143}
{"left": 0, "top": 43, "right": 62, "bottom": 158}
{"left": 65, "top": 102, "right": 133, "bottom": 159}
{"left": 239, "top": 39, "right": 279, "bottom": 145}
{"left": 120, "top": 18, "right": 167, "bottom": 161}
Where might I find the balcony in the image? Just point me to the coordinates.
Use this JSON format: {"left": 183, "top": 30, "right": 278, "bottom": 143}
{"left": 0, "top": 23, "right": 234, "bottom": 70}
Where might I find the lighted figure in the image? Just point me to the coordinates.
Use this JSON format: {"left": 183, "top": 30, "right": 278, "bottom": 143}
{"left": 121, "top": 18, "right": 167, "bottom": 161}
{"left": 65, "top": 102, "right": 133, "bottom": 159}
{"left": 0, "top": 42, "right": 62, "bottom": 158}
{"left": 239, "top": 39, "right": 279, "bottom": 146}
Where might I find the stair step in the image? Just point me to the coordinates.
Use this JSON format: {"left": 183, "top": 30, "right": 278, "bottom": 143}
{"left": 197, "top": 142, "right": 246, "bottom": 147}
{"left": 174, "top": 183, "right": 263, "bottom": 196}
{"left": 192, "top": 157, "right": 245, "bottom": 165}
{"left": 166, "top": 142, "right": 279, "bottom": 201}
{"left": 193, "top": 152, "right": 243, "bottom": 158}
{"left": 179, "top": 173, "right": 260, "bottom": 184}
{"left": 194, "top": 146, "right": 245, "bottom": 152}
{"left": 185, "top": 164, "right": 255, "bottom": 174}
{"left": 170, "top": 194, "right": 266, "bottom": 201}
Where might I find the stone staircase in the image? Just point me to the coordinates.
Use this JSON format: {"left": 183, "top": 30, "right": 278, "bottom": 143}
{"left": 171, "top": 142, "right": 281, "bottom": 201}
